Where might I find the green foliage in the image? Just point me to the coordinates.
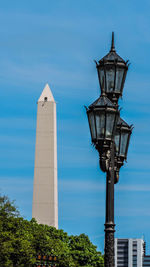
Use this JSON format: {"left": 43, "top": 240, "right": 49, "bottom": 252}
{"left": 0, "top": 195, "right": 104, "bottom": 266}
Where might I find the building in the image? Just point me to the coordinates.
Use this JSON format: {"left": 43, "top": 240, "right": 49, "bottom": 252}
{"left": 32, "top": 84, "right": 58, "bottom": 229}
{"left": 143, "top": 255, "right": 150, "bottom": 267}
{"left": 143, "top": 242, "right": 150, "bottom": 267}
{"left": 115, "top": 238, "right": 145, "bottom": 267}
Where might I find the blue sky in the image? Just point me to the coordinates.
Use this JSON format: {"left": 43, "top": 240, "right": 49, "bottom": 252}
{"left": 1, "top": 0, "right": 150, "bottom": 253}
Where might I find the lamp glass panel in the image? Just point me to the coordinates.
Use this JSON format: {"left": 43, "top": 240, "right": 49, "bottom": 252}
{"left": 120, "top": 132, "right": 128, "bottom": 156}
{"left": 88, "top": 111, "right": 96, "bottom": 140}
{"left": 95, "top": 111, "right": 105, "bottom": 139}
{"left": 115, "top": 68, "right": 124, "bottom": 93}
{"left": 98, "top": 68, "right": 105, "bottom": 90}
{"left": 106, "top": 66, "right": 115, "bottom": 93}
{"left": 106, "top": 113, "right": 115, "bottom": 139}
{"left": 114, "top": 132, "right": 120, "bottom": 153}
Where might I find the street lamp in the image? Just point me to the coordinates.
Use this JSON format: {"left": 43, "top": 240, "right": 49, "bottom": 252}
{"left": 86, "top": 33, "right": 133, "bottom": 267}
{"left": 95, "top": 32, "right": 129, "bottom": 104}
{"left": 114, "top": 118, "right": 133, "bottom": 183}
{"left": 87, "top": 94, "right": 119, "bottom": 172}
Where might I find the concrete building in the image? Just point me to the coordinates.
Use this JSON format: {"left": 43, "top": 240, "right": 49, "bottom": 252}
{"left": 143, "top": 242, "right": 150, "bottom": 267}
{"left": 115, "top": 238, "right": 145, "bottom": 267}
{"left": 143, "top": 256, "right": 150, "bottom": 267}
{"left": 32, "top": 84, "right": 58, "bottom": 229}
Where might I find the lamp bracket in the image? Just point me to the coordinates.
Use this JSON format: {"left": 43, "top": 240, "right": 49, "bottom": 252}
{"left": 99, "top": 149, "right": 111, "bottom": 173}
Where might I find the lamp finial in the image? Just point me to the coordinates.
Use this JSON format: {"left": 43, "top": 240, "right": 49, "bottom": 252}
{"left": 110, "top": 32, "right": 115, "bottom": 52}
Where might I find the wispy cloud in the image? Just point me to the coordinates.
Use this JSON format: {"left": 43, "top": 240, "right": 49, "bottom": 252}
{"left": 59, "top": 179, "right": 105, "bottom": 192}
{"left": 0, "top": 60, "right": 94, "bottom": 93}
{"left": 116, "top": 185, "right": 150, "bottom": 192}
{"left": 0, "top": 117, "right": 35, "bottom": 130}
{"left": 0, "top": 176, "right": 33, "bottom": 218}
{"left": 0, "top": 176, "right": 32, "bottom": 194}
{"left": 59, "top": 179, "right": 150, "bottom": 193}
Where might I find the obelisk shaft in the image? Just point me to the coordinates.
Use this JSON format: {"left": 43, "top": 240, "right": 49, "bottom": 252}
{"left": 32, "top": 84, "right": 58, "bottom": 229}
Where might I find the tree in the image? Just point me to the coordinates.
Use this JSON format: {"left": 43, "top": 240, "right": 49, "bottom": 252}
{"left": 0, "top": 196, "right": 34, "bottom": 266}
{"left": 69, "top": 234, "right": 104, "bottom": 267}
{"left": 0, "top": 195, "right": 104, "bottom": 266}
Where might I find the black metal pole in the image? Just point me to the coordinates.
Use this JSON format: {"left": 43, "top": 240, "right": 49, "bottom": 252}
{"left": 104, "top": 142, "right": 115, "bottom": 267}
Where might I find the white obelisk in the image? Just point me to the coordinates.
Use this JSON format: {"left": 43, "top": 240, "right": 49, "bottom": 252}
{"left": 32, "top": 84, "right": 58, "bottom": 229}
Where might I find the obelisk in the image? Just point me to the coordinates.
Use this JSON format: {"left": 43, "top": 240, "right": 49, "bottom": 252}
{"left": 32, "top": 84, "right": 58, "bottom": 229}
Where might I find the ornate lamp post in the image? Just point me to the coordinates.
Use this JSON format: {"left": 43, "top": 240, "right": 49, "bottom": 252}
{"left": 86, "top": 33, "right": 133, "bottom": 267}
